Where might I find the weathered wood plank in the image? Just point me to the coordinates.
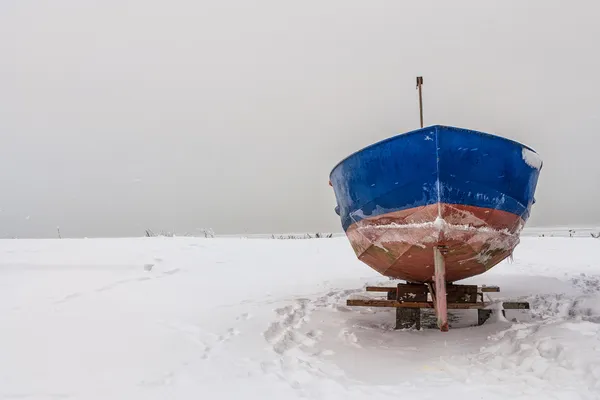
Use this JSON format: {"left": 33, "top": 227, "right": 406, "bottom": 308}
{"left": 347, "top": 299, "right": 530, "bottom": 310}
{"left": 480, "top": 286, "right": 500, "bottom": 292}
{"left": 366, "top": 285, "right": 501, "bottom": 293}
{"left": 365, "top": 286, "right": 396, "bottom": 292}
{"left": 347, "top": 299, "right": 487, "bottom": 309}
{"left": 502, "top": 302, "right": 530, "bottom": 309}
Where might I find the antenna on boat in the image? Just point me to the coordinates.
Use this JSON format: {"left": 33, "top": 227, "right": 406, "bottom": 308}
{"left": 416, "top": 76, "right": 424, "bottom": 128}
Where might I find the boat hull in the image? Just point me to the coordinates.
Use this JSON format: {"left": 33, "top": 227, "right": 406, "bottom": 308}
{"left": 330, "top": 125, "right": 542, "bottom": 283}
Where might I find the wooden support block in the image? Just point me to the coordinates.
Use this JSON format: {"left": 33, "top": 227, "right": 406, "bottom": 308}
{"left": 395, "top": 283, "right": 427, "bottom": 330}
{"left": 477, "top": 302, "right": 529, "bottom": 325}
{"left": 396, "top": 283, "right": 429, "bottom": 301}
{"left": 348, "top": 282, "right": 527, "bottom": 331}
{"left": 396, "top": 308, "right": 420, "bottom": 329}
{"left": 366, "top": 284, "right": 426, "bottom": 293}
{"left": 446, "top": 284, "right": 478, "bottom": 303}
{"left": 477, "top": 309, "right": 493, "bottom": 325}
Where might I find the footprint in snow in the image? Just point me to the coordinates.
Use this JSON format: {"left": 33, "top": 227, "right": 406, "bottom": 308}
{"left": 55, "top": 292, "right": 82, "bottom": 304}
{"left": 237, "top": 313, "right": 252, "bottom": 321}
{"left": 96, "top": 276, "right": 151, "bottom": 292}
{"left": 163, "top": 268, "right": 180, "bottom": 275}
{"left": 338, "top": 328, "right": 361, "bottom": 348}
{"left": 218, "top": 328, "right": 240, "bottom": 342}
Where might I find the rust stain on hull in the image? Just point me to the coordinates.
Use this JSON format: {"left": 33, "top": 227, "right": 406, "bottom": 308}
{"left": 346, "top": 203, "right": 523, "bottom": 283}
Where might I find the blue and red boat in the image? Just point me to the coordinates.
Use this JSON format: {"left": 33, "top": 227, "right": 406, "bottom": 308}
{"left": 329, "top": 122, "right": 542, "bottom": 331}
{"left": 330, "top": 124, "right": 542, "bottom": 284}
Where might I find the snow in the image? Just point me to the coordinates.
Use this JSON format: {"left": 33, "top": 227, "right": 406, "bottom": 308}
{"left": 0, "top": 236, "right": 599, "bottom": 399}
{"left": 360, "top": 217, "right": 517, "bottom": 236}
{"left": 522, "top": 147, "right": 543, "bottom": 170}
{"left": 355, "top": 216, "right": 521, "bottom": 255}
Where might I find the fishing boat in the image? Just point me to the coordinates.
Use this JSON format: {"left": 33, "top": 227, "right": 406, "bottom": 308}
{"left": 329, "top": 77, "right": 542, "bottom": 330}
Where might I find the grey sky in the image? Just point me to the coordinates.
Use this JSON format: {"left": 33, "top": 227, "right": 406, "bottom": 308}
{"left": 1, "top": 0, "right": 598, "bottom": 238}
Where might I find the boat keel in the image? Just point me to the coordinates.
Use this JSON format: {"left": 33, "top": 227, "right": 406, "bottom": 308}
{"left": 433, "top": 246, "right": 448, "bottom": 331}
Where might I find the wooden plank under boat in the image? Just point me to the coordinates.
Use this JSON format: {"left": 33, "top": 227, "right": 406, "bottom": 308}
{"left": 329, "top": 124, "right": 543, "bottom": 284}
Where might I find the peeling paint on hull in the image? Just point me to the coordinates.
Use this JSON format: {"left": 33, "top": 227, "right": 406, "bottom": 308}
{"left": 345, "top": 203, "right": 522, "bottom": 282}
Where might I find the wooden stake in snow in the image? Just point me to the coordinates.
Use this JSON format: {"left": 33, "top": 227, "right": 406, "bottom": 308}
{"left": 416, "top": 76, "right": 424, "bottom": 128}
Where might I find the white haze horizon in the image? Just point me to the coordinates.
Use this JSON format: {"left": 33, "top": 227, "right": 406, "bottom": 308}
{"left": 1, "top": 0, "right": 599, "bottom": 238}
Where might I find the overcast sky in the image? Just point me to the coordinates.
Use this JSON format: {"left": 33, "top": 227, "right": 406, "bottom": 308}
{"left": 1, "top": 0, "right": 598, "bottom": 238}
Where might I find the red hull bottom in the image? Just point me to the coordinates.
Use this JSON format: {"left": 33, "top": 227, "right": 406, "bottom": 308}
{"left": 346, "top": 203, "right": 523, "bottom": 283}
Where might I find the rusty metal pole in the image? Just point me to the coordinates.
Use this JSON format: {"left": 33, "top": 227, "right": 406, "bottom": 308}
{"left": 416, "top": 76, "right": 424, "bottom": 128}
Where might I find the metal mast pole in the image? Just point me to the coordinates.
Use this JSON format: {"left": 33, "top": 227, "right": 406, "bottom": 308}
{"left": 416, "top": 76, "right": 424, "bottom": 128}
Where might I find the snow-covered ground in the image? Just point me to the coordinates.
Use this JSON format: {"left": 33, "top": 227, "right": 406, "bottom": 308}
{"left": 0, "top": 236, "right": 599, "bottom": 399}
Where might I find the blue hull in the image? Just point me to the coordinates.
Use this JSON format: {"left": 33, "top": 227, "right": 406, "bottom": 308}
{"left": 330, "top": 125, "right": 542, "bottom": 232}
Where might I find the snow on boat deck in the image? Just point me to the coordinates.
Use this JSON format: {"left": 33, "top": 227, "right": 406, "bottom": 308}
{"left": 0, "top": 237, "right": 599, "bottom": 399}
